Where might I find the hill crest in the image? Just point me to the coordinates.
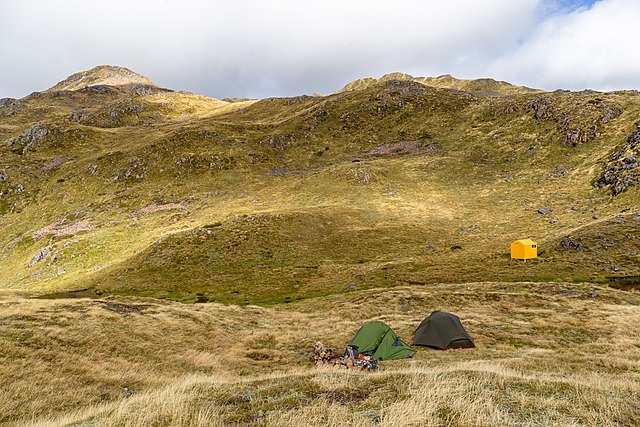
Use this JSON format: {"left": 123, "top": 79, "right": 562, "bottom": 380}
{"left": 338, "top": 72, "right": 541, "bottom": 96}
{"left": 47, "top": 65, "right": 155, "bottom": 91}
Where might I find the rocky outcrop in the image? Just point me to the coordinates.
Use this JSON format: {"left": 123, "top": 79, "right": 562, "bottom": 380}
{"left": 500, "top": 94, "right": 622, "bottom": 146}
{"left": 561, "top": 237, "right": 584, "bottom": 251}
{"left": 27, "top": 246, "right": 52, "bottom": 268}
{"left": 69, "top": 98, "right": 145, "bottom": 128}
{"left": 595, "top": 121, "right": 640, "bottom": 195}
{"left": 5, "top": 124, "right": 53, "bottom": 154}
{"left": 0, "top": 98, "right": 24, "bottom": 116}
{"left": 527, "top": 96, "right": 554, "bottom": 120}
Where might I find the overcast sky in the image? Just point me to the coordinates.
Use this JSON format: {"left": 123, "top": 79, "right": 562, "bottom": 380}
{"left": 1, "top": 0, "right": 638, "bottom": 99}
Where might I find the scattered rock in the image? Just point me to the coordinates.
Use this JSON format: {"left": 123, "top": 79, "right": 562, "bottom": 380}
{"left": 114, "top": 156, "right": 148, "bottom": 181}
{"left": 537, "top": 207, "right": 553, "bottom": 215}
{"left": 36, "top": 155, "right": 70, "bottom": 175}
{"left": 27, "top": 246, "right": 52, "bottom": 268}
{"left": 424, "top": 244, "right": 435, "bottom": 251}
{"left": 345, "top": 284, "right": 357, "bottom": 291}
{"left": 561, "top": 237, "right": 584, "bottom": 251}
{"left": 459, "top": 226, "right": 479, "bottom": 233}
{"left": 551, "top": 166, "right": 570, "bottom": 177}
{"left": 559, "top": 291, "right": 585, "bottom": 297}
{"left": 69, "top": 109, "right": 88, "bottom": 122}
{"left": 122, "top": 387, "right": 135, "bottom": 398}
{"left": 400, "top": 296, "right": 411, "bottom": 311}
{"left": 0, "top": 170, "right": 8, "bottom": 182}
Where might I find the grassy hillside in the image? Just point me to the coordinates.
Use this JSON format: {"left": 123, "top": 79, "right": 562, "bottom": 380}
{"left": 1, "top": 66, "right": 639, "bottom": 425}
{"left": 1, "top": 72, "right": 638, "bottom": 300}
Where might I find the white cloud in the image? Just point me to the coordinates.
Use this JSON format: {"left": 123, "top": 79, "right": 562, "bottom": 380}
{"left": 487, "top": 0, "right": 640, "bottom": 90}
{"left": 2, "top": 0, "right": 638, "bottom": 98}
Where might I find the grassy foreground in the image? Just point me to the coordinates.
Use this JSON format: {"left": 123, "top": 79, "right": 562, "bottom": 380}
{"left": 2, "top": 282, "right": 639, "bottom": 426}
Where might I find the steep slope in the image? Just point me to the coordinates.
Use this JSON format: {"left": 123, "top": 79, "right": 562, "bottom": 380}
{"left": 338, "top": 72, "right": 540, "bottom": 96}
{"left": 0, "top": 68, "right": 638, "bottom": 302}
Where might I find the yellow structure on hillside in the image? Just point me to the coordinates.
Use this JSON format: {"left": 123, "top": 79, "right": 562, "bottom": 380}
{"left": 511, "top": 239, "right": 537, "bottom": 260}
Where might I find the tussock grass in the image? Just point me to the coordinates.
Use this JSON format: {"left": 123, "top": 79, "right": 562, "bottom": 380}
{"left": 2, "top": 282, "right": 639, "bottom": 426}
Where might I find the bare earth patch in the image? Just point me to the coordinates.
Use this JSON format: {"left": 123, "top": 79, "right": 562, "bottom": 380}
{"left": 134, "top": 203, "right": 186, "bottom": 216}
{"left": 31, "top": 218, "right": 94, "bottom": 240}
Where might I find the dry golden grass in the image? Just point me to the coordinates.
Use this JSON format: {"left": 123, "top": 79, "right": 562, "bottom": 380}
{"left": 2, "top": 282, "right": 639, "bottom": 426}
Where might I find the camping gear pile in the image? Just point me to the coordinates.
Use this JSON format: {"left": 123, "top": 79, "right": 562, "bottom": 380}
{"left": 312, "top": 341, "right": 379, "bottom": 371}
{"left": 312, "top": 311, "right": 475, "bottom": 370}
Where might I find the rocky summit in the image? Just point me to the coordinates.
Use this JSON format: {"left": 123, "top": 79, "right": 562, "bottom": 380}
{"left": 47, "top": 65, "right": 156, "bottom": 92}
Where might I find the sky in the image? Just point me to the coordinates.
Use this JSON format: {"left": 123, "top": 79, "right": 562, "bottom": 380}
{"left": 0, "top": 0, "right": 638, "bottom": 99}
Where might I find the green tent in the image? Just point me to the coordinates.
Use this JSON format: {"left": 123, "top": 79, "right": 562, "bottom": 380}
{"left": 348, "top": 321, "right": 416, "bottom": 361}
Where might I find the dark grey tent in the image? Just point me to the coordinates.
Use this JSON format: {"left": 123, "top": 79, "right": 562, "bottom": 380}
{"left": 412, "top": 311, "right": 475, "bottom": 350}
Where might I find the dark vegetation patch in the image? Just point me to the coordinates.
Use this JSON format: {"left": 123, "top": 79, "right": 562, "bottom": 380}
{"left": 362, "top": 139, "right": 439, "bottom": 157}
{"left": 98, "top": 301, "right": 150, "bottom": 315}
{"left": 38, "top": 288, "right": 105, "bottom": 299}
{"left": 608, "top": 276, "right": 640, "bottom": 291}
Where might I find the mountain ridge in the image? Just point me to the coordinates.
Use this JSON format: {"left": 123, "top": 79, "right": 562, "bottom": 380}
{"left": 42, "top": 66, "right": 541, "bottom": 99}
{"left": 337, "top": 71, "right": 541, "bottom": 96}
